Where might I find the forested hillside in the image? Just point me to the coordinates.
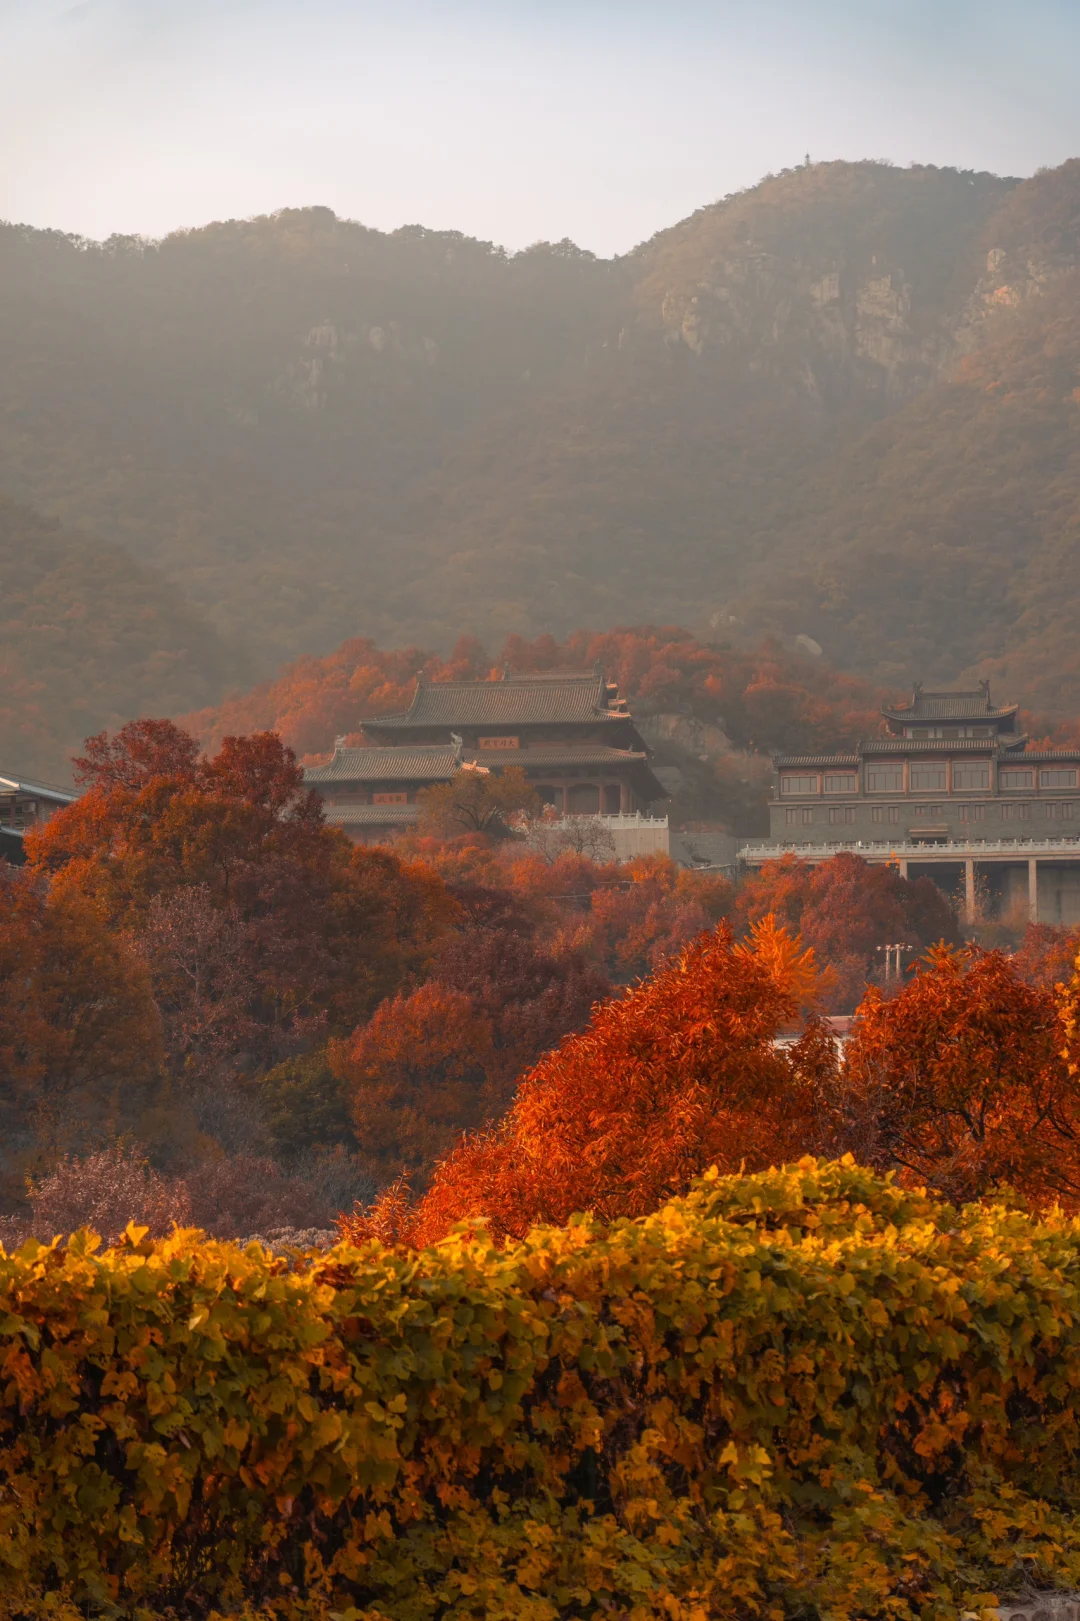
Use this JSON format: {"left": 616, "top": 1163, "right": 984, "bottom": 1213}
{"left": 5, "top": 156, "right": 1080, "bottom": 749}
{"left": 0, "top": 497, "right": 248, "bottom": 780}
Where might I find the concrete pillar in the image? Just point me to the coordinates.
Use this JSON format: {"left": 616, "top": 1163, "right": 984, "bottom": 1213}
{"left": 897, "top": 858, "right": 908, "bottom": 878}
{"left": 1029, "top": 857, "right": 1039, "bottom": 923}
{"left": 964, "top": 859, "right": 976, "bottom": 924}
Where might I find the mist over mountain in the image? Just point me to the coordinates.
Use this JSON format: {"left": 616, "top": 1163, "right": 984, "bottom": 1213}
{"left": 4, "top": 155, "right": 1080, "bottom": 769}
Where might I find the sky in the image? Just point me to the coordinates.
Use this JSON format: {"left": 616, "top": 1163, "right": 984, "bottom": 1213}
{"left": 1, "top": 0, "right": 1079, "bottom": 257}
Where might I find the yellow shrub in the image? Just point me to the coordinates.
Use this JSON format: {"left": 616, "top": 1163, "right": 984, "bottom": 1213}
{"left": 4, "top": 1158, "right": 1080, "bottom": 1619}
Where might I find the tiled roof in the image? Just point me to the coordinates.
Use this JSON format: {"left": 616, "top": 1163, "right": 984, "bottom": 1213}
{"left": 882, "top": 685, "right": 1017, "bottom": 722}
{"left": 1015, "top": 750, "right": 1080, "bottom": 763}
{"left": 463, "top": 745, "right": 649, "bottom": 768}
{"left": 304, "top": 746, "right": 460, "bottom": 784}
{"left": 0, "top": 773, "right": 77, "bottom": 803}
{"left": 861, "top": 737, "right": 1026, "bottom": 755}
{"left": 324, "top": 804, "right": 420, "bottom": 827}
{"left": 374, "top": 673, "right": 622, "bottom": 729}
{"left": 775, "top": 754, "right": 859, "bottom": 768}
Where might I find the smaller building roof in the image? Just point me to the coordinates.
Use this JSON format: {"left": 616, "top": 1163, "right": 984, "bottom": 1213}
{"left": 0, "top": 773, "right": 77, "bottom": 804}
{"left": 304, "top": 745, "right": 460, "bottom": 785}
{"left": 373, "top": 672, "right": 624, "bottom": 730}
{"left": 882, "top": 681, "right": 1018, "bottom": 725}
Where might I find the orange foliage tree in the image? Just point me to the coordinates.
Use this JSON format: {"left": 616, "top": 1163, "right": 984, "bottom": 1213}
{"left": 738, "top": 852, "right": 959, "bottom": 1010}
{"left": 840, "top": 944, "right": 1080, "bottom": 1205}
{"left": 343, "top": 916, "right": 832, "bottom": 1246}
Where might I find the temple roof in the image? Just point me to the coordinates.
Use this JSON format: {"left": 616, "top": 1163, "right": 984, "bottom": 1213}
{"left": 882, "top": 681, "right": 1018, "bottom": 725}
{"left": 304, "top": 745, "right": 460, "bottom": 784}
{"left": 372, "top": 672, "right": 626, "bottom": 730}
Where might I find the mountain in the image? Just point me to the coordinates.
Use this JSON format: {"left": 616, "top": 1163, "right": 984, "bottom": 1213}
{"left": 0, "top": 496, "right": 249, "bottom": 779}
{"left": 4, "top": 158, "right": 1080, "bottom": 717}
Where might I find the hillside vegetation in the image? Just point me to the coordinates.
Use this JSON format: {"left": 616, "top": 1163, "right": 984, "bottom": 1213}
{"left": 0, "top": 497, "right": 247, "bottom": 780}
{"left": 6, "top": 158, "right": 1080, "bottom": 735}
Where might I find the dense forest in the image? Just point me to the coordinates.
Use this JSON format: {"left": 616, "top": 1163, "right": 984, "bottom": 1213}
{"left": 5, "top": 156, "right": 1080, "bottom": 777}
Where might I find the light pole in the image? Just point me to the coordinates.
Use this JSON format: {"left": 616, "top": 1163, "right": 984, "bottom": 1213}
{"left": 876, "top": 942, "right": 909, "bottom": 983}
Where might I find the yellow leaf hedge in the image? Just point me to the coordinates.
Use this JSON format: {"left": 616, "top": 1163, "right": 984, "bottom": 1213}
{"left": 5, "top": 1158, "right": 1080, "bottom": 1620}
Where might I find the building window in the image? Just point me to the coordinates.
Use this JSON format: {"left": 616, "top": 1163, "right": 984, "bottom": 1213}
{"left": 913, "top": 805, "right": 943, "bottom": 817}
{"left": 478, "top": 736, "right": 519, "bottom": 750}
{"left": 1000, "top": 802, "right": 1031, "bottom": 820}
{"left": 953, "top": 763, "right": 990, "bottom": 791}
{"left": 823, "top": 772, "right": 857, "bottom": 793}
{"left": 603, "top": 784, "right": 621, "bottom": 814}
{"left": 1040, "top": 767, "right": 1078, "bottom": 788}
{"left": 372, "top": 792, "right": 408, "bottom": 804}
{"left": 785, "top": 807, "right": 798, "bottom": 826}
{"left": 800, "top": 807, "right": 814, "bottom": 825}
{"left": 866, "top": 765, "right": 904, "bottom": 793}
{"left": 781, "top": 773, "right": 820, "bottom": 795}
{"left": 829, "top": 806, "right": 856, "bottom": 825}
{"left": 871, "top": 805, "right": 901, "bottom": 825}
{"left": 1000, "top": 768, "right": 1035, "bottom": 789}
{"left": 910, "top": 764, "right": 947, "bottom": 792}
{"left": 958, "top": 804, "right": 986, "bottom": 822}
{"left": 1045, "top": 802, "right": 1076, "bottom": 820}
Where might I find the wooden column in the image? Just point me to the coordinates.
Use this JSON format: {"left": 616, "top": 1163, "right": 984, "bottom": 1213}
{"left": 964, "top": 859, "right": 976, "bottom": 924}
{"left": 1029, "top": 857, "right": 1039, "bottom": 923}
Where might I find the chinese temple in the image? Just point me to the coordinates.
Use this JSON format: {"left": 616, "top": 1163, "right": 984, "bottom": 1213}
{"left": 304, "top": 670, "right": 667, "bottom": 843}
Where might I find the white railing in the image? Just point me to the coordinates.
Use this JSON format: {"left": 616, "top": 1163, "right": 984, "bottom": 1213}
{"left": 740, "top": 838, "right": 1080, "bottom": 863}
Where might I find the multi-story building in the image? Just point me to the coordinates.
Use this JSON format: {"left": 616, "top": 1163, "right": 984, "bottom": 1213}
{"left": 746, "top": 683, "right": 1080, "bottom": 924}
{"left": 304, "top": 670, "right": 668, "bottom": 843}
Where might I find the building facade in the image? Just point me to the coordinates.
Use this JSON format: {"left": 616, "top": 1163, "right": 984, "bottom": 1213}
{"left": 770, "top": 684, "right": 1080, "bottom": 846}
{"left": 304, "top": 671, "right": 668, "bottom": 843}
{"left": 752, "top": 683, "right": 1080, "bottom": 925}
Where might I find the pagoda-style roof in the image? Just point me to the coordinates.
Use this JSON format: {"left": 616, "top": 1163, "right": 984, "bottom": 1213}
{"left": 372, "top": 672, "right": 627, "bottom": 731}
{"left": 882, "top": 680, "right": 1019, "bottom": 730}
{"left": 304, "top": 745, "right": 461, "bottom": 785}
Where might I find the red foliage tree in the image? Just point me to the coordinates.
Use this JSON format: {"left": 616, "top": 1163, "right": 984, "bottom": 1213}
{"left": 27, "top": 724, "right": 456, "bottom": 1064}
{"left": 840, "top": 945, "right": 1080, "bottom": 1205}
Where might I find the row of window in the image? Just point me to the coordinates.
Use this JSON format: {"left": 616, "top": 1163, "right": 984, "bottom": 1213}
{"left": 781, "top": 765, "right": 1079, "bottom": 795}
{"left": 784, "top": 802, "right": 1077, "bottom": 827}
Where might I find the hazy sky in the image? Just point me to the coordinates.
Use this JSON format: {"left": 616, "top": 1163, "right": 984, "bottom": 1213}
{"left": 2, "top": 0, "right": 1079, "bottom": 256}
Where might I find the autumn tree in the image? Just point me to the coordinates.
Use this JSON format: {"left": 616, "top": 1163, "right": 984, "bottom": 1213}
{"left": 417, "top": 764, "right": 539, "bottom": 838}
{"left": 839, "top": 945, "right": 1080, "bottom": 1205}
{"left": 0, "top": 868, "right": 162, "bottom": 1204}
{"left": 738, "top": 852, "right": 958, "bottom": 1009}
{"left": 27, "top": 722, "right": 457, "bottom": 1066}
{"left": 334, "top": 913, "right": 608, "bottom": 1184}
{"left": 342, "top": 916, "right": 830, "bottom": 1245}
